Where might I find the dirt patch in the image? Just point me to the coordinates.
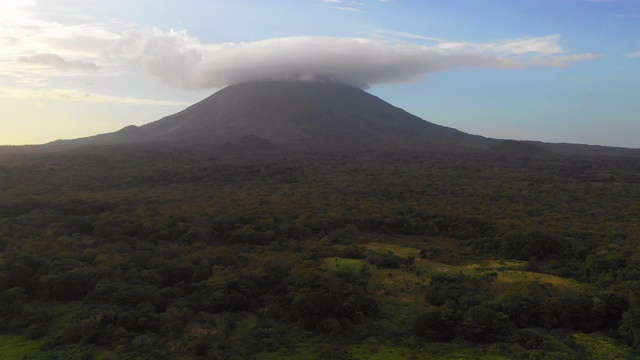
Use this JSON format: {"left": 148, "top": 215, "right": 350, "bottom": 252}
{"left": 436, "top": 268, "right": 450, "bottom": 272}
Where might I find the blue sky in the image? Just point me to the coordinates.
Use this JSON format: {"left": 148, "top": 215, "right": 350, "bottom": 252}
{"left": 1, "top": 0, "right": 638, "bottom": 147}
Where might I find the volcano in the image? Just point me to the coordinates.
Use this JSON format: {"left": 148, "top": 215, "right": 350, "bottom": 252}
{"left": 47, "top": 81, "right": 492, "bottom": 151}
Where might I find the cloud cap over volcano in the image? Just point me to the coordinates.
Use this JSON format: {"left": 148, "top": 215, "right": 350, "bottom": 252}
{"left": 107, "top": 31, "right": 597, "bottom": 89}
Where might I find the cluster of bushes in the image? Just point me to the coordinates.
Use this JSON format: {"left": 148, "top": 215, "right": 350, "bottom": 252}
{"left": 415, "top": 273, "right": 629, "bottom": 349}
{"left": 0, "top": 233, "right": 378, "bottom": 358}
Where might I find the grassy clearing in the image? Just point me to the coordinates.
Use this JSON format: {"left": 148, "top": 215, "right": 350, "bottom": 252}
{"left": 320, "top": 240, "right": 602, "bottom": 360}
{"left": 368, "top": 267, "right": 425, "bottom": 304}
{"left": 464, "top": 259, "right": 585, "bottom": 289}
{"left": 0, "top": 335, "right": 41, "bottom": 360}
{"left": 336, "top": 240, "right": 586, "bottom": 293}
{"left": 463, "top": 259, "right": 527, "bottom": 271}
{"left": 258, "top": 339, "right": 516, "bottom": 360}
{"left": 349, "top": 340, "right": 514, "bottom": 360}
{"left": 349, "top": 342, "right": 419, "bottom": 359}
{"left": 322, "top": 257, "right": 365, "bottom": 273}
{"left": 257, "top": 348, "right": 316, "bottom": 360}
{"left": 413, "top": 258, "right": 471, "bottom": 276}
{"left": 325, "top": 240, "right": 586, "bottom": 310}
{"left": 495, "top": 270, "right": 580, "bottom": 288}
{"left": 322, "top": 256, "right": 426, "bottom": 303}
{"left": 254, "top": 332, "right": 324, "bottom": 360}
{"left": 573, "top": 333, "right": 635, "bottom": 360}
{"left": 361, "top": 242, "right": 420, "bottom": 258}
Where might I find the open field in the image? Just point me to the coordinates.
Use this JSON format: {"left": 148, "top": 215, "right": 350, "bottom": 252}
{"left": 0, "top": 336, "right": 41, "bottom": 360}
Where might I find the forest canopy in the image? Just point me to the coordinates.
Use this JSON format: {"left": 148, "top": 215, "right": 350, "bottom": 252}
{"left": 1, "top": 145, "right": 640, "bottom": 359}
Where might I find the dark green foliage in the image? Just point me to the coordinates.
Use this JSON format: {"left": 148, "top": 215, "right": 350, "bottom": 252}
{"left": 0, "top": 146, "right": 639, "bottom": 358}
{"left": 420, "top": 273, "right": 515, "bottom": 342}
{"left": 500, "top": 229, "right": 573, "bottom": 261}
{"left": 413, "top": 308, "right": 455, "bottom": 342}
{"left": 426, "top": 273, "right": 496, "bottom": 308}
{"left": 0, "top": 287, "right": 51, "bottom": 333}
{"left": 497, "top": 282, "right": 627, "bottom": 332}
{"left": 365, "top": 251, "right": 409, "bottom": 269}
{"left": 457, "top": 304, "right": 512, "bottom": 341}
{"left": 291, "top": 271, "right": 377, "bottom": 332}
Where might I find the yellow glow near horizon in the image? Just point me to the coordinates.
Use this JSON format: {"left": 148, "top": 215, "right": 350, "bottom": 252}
{"left": 0, "top": 97, "right": 189, "bottom": 145}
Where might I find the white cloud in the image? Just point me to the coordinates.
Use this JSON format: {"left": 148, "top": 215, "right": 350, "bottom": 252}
{"left": 0, "top": 86, "right": 190, "bottom": 106}
{"left": 626, "top": 51, "right": 640, "bottom": 59}
{"left": 0, "top": 0, "right": 37, "bottom": 24}
{"left": 107, "top": 31, "right": 597, "bottom": 89}
{"left": 318, "top": 0, "right": 366, "bottom": 12}
{"left": 320, "top": 5, "right": 363, "bottom": 12}
{"left": 0, "top": 0, "right": 122, "bottom": 84}
{"left": 0, "top": 1, "right": 598, "bottom": 100}
{"left": 530, "top": 53, "right": 599, "bottom": 66}
{"left": 19, "top": 53, "right": 99, "bottom": 72}
{"left": 459, "top": 35, "right": 566, "bottom": 55}
{"left": 373, "top": 30, "right": 447, "bottom": 43}
{"left": 105, "top": 28, "right": 204, "bottom": 89}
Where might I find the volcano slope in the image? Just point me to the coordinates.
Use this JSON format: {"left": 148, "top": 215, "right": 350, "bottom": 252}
{"left": 32, "top": 81, "right": 492, "bottom": 152}
{"left": 4, "top": 81, "right": 638, "bottom": 157}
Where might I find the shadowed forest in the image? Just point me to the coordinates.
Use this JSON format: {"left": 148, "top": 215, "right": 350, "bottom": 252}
{"left": 1, "top": 145, "right": 640, "bottom": 359}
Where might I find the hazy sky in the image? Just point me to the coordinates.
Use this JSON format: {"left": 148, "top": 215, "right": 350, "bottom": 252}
{"left": 1, "top": 0, "right": 639, "bottom": 147}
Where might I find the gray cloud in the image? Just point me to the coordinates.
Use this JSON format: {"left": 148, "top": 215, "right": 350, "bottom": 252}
{"left": 18, "top": 53, "right": 99, "bottom": 72}
{"left": 106, "top": 28, "right": 202, "bottom": 88}
{"left": 107, "top": 30, "right": 597, "bottom": 89}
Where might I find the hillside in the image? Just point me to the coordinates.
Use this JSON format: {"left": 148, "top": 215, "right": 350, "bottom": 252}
{"left": 21, "top": 81, "right": 494, "bottom": 151}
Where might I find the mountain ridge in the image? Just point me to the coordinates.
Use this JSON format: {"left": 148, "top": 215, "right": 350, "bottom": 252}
{"left": 39, "top": 81, "right": 494, "bottom": 151}
{"left": 1, "top": 81, "right": 638, "bottom": 155}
